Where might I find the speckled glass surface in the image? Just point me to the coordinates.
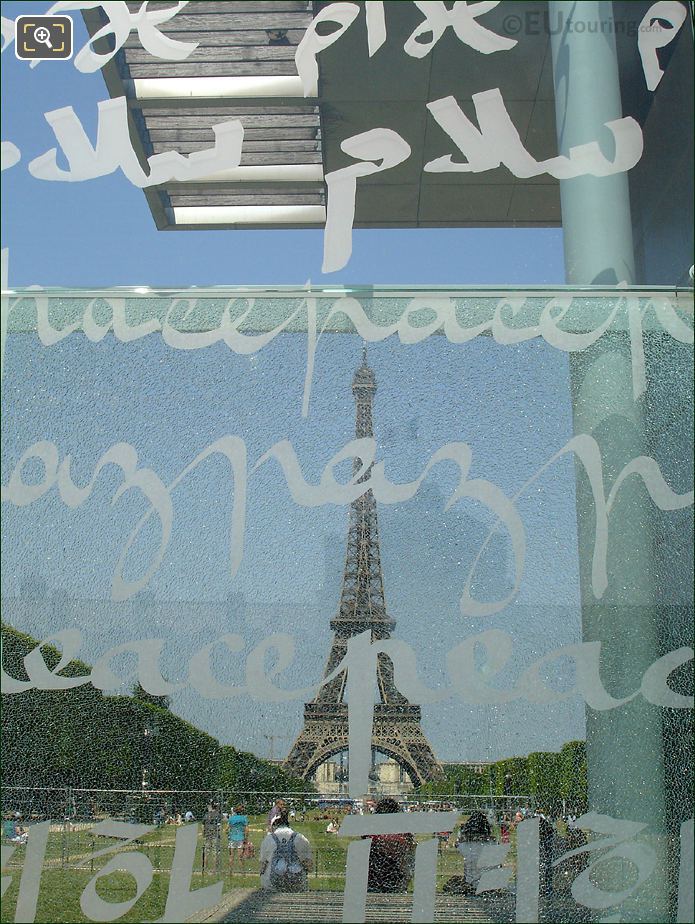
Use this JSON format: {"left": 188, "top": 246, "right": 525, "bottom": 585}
{"left": 1, "top": 287, "right": 692, "bottom": 923}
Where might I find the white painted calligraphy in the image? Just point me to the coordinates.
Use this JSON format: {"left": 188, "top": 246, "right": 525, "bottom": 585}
{"left": 0, "top": 141, "right": 20, "bottom": 172}
{"left": 77, "top": 821, "right": 155, "bottom": 922}
{"left": 2, "top": 439, "right": 173, "bottom": 602}
{"left": 2, "top": 430, "right": 691, "bottom": 608}
{"left": 365, "top": 0, "right": 386, "bottom": 56}
{"left": 322, "top": 129, "right": 411, "bottom": 272}
{"left": 4, "top": 291, "right": 688, "bottom": 417}
{"left": 0, "top": 15, "right": 14, "bottom": 53}
{"left": 462, "top": 432, "right": 693, "bottom": 616}
{"left": 555, "top": 813, "right": 657, "bottom": 910}
{"left": 3, "top": 822, "right": 49, "bottom": 923}
{"left": 425, "top": 90, "right": 643, "bottom": 177}
{"left": 3, "top": 626, "right": 692, "bottom": 714}
{"left": 295, "top": 2, "right": 361, "bottom": 97}
{"left": 404, "top": 0, "right": 516, "bottom": 58}
{"left": 28, "top": 97, "right": 244, "bottom": 187}
{"left": 339, "top": 811, "right": 460, "bottom": 922}
{"left": 34, "top": 1, "right": 197, "bottom": 72}
{"left": 638, "top": 1, "right": 688, "bottom": 91}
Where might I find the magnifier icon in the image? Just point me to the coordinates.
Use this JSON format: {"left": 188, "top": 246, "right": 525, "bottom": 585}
{"left": 34, "top": 25, "right": 53, "bottom": 49}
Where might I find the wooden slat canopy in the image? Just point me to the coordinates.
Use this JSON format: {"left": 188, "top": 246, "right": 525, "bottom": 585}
{"left": 87, "top": 1, "right": 561, "bottom": 231}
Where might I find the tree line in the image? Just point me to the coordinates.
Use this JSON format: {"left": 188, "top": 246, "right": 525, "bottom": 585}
{"left": 418, "top": 741, "right": 587, "bottom": 814}
{"left": 1, "top": 623, "right": 312, "bottom": 814}
{"left": 2, "top": 622, "right": 587, "bottom": 816}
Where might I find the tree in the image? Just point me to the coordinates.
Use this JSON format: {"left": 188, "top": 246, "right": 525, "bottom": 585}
{"left": 560, "top": 740, "right": 587, "bottom": 813}
{"left": 132, "top": 682, "right": 170, "bottom": 711}
{"left": 3, "top": 624, "right": 218, "bottom": 794}
{"left": 216, "top": 745, "right": 314, "bottom": 812}
{"left": 417, "top": 751, "right": 585, "bottom": 812}
{"left": 493, "top": 756, "right": 529, "bottom": 799}
{"left": 527, "top": 751, "right": 563, "bottom": 814}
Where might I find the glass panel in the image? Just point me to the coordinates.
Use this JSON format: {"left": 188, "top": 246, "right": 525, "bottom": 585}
{"left": 2, "top": 288, "right": 692, "bottom": 923}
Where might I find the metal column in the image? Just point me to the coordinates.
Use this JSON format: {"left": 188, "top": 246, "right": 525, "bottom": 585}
{"left": 550, "top": 3, "right": 668, "bottom": 920}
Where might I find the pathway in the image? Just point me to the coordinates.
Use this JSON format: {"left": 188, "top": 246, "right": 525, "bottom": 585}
{"left": 188, "top": 889, "right": 515, "bottom": 923}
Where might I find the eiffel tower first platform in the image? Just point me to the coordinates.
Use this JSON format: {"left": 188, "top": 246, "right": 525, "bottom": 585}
{"left": 284, "top": 351, "right": 444, "bottom": 788}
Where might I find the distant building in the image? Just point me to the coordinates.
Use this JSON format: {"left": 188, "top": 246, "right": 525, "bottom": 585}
{"left": 442, "top": 761, "right": 494, "bottom": 776}
{"left": 312, "top": 757, "right": 414, "bottom": 796}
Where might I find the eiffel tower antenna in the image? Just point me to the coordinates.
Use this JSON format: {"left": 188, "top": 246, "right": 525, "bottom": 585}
{"left": 284, "top": 354, "right": 443, "bottom": 787}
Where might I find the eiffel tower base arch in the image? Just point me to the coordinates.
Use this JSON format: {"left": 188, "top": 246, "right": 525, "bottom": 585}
{"left": 285, "top": 703, "right": 444, "bottom": 788}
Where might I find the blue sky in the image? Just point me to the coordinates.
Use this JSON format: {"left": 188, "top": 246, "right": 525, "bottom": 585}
{"left": 0, "top": 2, "right": 585, "bottom": 764}
{"left": 1, "top": 326, "right": 585, "bottom": 761}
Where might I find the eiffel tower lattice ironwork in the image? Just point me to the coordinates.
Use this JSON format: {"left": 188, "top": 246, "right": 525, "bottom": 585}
{"left": 284, "top": 351, "right": 444, "bottom": 787}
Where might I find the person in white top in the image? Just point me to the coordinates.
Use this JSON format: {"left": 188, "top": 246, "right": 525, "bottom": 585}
{"left": 266, "top": 799, "right": 286, "bottom": 832}
{"left": 259, "top": 812, "right": 312, "bottom": 892}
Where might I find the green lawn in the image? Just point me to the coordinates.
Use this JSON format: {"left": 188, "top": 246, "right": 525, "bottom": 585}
{"left": 1, "top": 813, "right": 473, "bottom": 922}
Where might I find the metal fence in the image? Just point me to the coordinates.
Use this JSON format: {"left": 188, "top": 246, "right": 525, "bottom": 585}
{"left": 1, "top": 785, "right": 537, "bottom": 880}
{"left": 2, "top": 785, "right": 536, "bottom": 824}
{"left": 0, "top": 787, "right": 357, "bottom": 880}
{"left": 2, "top": 786, "right": 307, "bottom": 824}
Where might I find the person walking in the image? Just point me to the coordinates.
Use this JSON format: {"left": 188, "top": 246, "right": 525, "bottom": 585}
{"left": 538, "top": 815, "right": 559, "bottom": 905}
{"left": 227, "top": 804, "right": 249, "bottom": 870}
{"left": 456, "top": 811, "right": 494, "bottom": 894}
{"left": 500, "top": 814, "right": 511, "bottom": 844}
{"left": 259, "top": 810, "right": 312, "bottom": 892}
{"left": 202, "top": 803, "right": 221, "bottom": 872}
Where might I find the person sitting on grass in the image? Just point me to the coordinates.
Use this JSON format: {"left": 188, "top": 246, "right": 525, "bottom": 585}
{"left": 2, "top": 813, "right": 27, "bottom": 844}
{"left": 227, "top": 804, "right": 249, "bottom": 870}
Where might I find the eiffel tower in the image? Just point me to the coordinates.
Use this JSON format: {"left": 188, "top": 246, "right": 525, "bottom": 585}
{"left": 284, "top": 350, "right": 443, "bottom": 787}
